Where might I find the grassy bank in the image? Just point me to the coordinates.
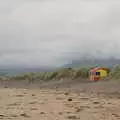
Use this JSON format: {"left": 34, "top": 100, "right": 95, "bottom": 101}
{"left": 0, "top": 65, "right": 120, "bottom": 82}
{"left": 0, "top": 68, "right": 89, "bottom": 81}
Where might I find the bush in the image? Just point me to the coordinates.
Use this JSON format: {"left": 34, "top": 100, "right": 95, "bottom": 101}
{"left": 73, "top": 68, "right": 89, "bottom": 79}
{"left": 0, "top": 67, "right": 90, "bottom": 81}
{"left": 2, "top": 65, "right": 120, "bottom": 81}
{"left": 55, "top": 68, "right": 74, "bottom": 79}
{"left": 110, "top": 65, "right": 120, "bottom": 79}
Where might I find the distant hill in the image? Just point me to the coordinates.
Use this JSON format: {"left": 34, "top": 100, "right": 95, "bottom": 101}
{"left": 61, "top": 58, "right": 120, "bottom": 69}
{"left": 0, "top": 58, "right": 120, "bottom": 76}
{"left": 0, "top": 67, "right": 56, "bottom": 76}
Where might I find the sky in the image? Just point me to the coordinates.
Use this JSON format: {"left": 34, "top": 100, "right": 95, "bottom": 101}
{"left": 0, "top": 0, "right": 120, "bottom": 68}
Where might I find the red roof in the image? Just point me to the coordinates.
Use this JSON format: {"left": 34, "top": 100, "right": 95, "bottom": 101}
{"left": 90, "top": 67, "right": 109, "bottom": 72}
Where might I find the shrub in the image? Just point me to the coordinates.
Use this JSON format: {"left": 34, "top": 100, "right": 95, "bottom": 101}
{"left": 110, "top": 65, "right": 120, "bottom": 79}
{"left": 0, "top": 67, "right": 90, "bottom": 81}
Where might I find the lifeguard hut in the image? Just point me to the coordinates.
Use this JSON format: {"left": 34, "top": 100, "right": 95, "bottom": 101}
{"left": 89, "top": 67, "right": 110, "bottom": 82}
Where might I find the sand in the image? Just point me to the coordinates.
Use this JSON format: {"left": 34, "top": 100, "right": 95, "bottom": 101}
{"left": 0, "top": 80, "right": 120, "bottom": 120}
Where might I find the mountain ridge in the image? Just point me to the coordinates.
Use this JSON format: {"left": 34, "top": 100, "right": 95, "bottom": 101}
{"left": 61, "top": 58, "right": 120, "bottom": 68}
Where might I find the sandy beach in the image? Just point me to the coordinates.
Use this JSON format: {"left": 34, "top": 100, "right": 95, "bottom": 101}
{"left": 0, "top": 80, "right": 120, "bottom": 120}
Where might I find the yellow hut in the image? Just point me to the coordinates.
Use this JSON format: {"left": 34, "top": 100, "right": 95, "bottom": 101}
{"left": 89, "top": 67, "right": 110, "bottom": 81}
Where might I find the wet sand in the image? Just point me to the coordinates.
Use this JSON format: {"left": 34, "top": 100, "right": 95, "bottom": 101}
{"left": 0, "top": 79, "right": 120, "bottom": 120}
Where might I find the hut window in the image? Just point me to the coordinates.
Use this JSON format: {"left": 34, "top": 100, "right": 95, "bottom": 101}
{"left": 96, "top": 72, "right": 100, "bottom": 75}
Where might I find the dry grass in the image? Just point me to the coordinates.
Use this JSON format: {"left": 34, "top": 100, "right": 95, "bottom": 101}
{"left": 0, "top": 65, "right": 120, "bottom": 82}
{"left": 4, "top": 68, "right": 89, "bottom": 82}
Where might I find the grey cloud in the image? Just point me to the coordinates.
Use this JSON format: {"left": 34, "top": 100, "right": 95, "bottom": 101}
{"left": 0, "top": 0, "right": 120, "bottom": 67}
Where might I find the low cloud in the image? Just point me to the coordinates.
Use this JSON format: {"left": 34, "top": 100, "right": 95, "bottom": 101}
{"left": 0, "top": 0, "right": 120, "bottom": 67}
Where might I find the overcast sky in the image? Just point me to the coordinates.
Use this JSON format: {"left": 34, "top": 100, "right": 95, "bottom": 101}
{"left": 0, "top": 0, "right": 120, "bottom": 67}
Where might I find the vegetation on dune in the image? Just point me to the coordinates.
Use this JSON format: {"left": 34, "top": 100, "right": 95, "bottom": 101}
{"left": 1, "top": 67, "right": 89, "bottom": 81}
{"left": 0, "top": 65, "right": 120, "bottom": 81}
{"left": 110, "top": 65, "right": 120, "bottom": 79}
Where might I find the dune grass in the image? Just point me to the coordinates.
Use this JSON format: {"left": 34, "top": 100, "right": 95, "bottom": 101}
{"left": 1, "top": 65, "right": 120, "bottom": 82}
{"left": 5, "top": 67, "right": 89, "bottom": 81}
{"left": 110, "top": 65, "right": 120, "bottom": 80}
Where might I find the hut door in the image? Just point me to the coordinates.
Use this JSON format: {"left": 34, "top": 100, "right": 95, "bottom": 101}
{"left": 96, "top": 72, "right": 100, "bottom": 76}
